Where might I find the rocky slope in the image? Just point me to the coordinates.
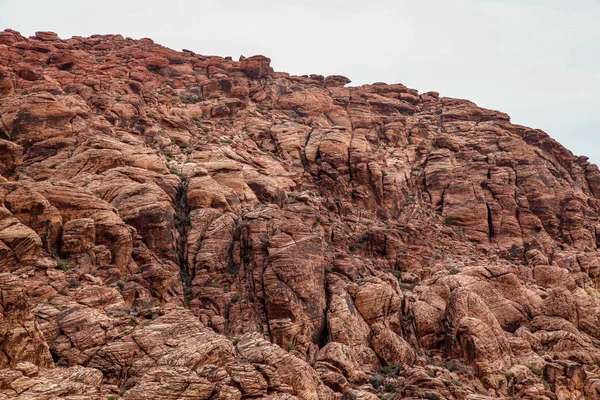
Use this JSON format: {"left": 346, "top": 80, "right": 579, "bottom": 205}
{"left": 1, "top": 28, "right": 600, "bottom": 399}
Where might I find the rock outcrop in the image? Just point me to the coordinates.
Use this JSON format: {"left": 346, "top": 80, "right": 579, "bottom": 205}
{"left": 1, "top": 29, "right": 600, "bottom": 399}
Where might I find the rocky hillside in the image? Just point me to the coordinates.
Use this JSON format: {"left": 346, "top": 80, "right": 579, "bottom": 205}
{"left": 1, "top": 29, "right": 600, "bottom": 399}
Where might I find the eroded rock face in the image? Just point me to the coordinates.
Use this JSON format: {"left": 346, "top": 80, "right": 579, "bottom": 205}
{"left": 1, "top": 28, "right": 600, "bottom": 399}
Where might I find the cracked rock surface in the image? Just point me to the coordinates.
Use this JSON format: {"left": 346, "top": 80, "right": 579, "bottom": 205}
{"left": 1, "top": 29, "right": 600, "bottom": 399}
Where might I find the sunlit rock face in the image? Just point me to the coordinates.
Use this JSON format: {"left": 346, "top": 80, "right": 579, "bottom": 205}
{"left": 1, "top": 28, "right": 600, "bottom": 399}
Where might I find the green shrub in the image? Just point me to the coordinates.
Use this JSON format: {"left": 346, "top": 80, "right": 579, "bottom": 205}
{"left": 181, "top": 95, "right": 204, "bottom": 104}
{"left": 67, "top": 279, "right": 80, "bottom": 289}
{"left": 445, "top": 359, "right": 458, "bottom": 372}
{"left": 380, "top": 363, "right": 401, "bottom": 377}
{"left": 369, "top": 374, "right": 384, "bottom": 389}
{"left": 55, "top": 257, "right": 69, "bottom": 272}
{"left": 403, "top": 314, "right": 416, "bottom": 322}
{"left": 181, "top": 270, "right": 192, "bottom": 286}
{"left": 528, "top": 365, "right": 541, "bottom": 376}
{"left": 174, "top": 213, "right": 190, "bottom": 236}
{"left": 54, "top": 357, "right": 66, "bottom": 367}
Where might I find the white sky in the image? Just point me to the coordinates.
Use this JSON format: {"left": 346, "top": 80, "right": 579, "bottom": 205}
{"left": 2, "top": 0, "right": 599, "bottom": 163}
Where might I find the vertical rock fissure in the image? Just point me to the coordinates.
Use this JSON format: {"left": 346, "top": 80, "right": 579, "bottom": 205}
{"left": 486, "top": 203, "right": 495, "bottom": 242}
{"left": 174, "top": 175, "right": 192, "bottom": 306}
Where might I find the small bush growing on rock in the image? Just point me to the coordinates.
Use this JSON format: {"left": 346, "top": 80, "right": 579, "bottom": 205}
{"left": 449, "top": 268, "right": 460, "bottom": 275}
{"left": 228, "top": 264, "right": 240, "bottom": 276}
{"left": 369, "top": 374, "right": 384, "bottom": 389}
{"left": 380, "top": 363, "right": 402, "bottom": 377}
{"left": 117, "top": 281, "right": 125, "bottom": 289}
{"left": 180, "top": 95, "right": 204, "bottom": 104}
{"left": 528, "top": 365, "right": 541, "bottom": 376}
{"left": 175, "top": 172, "right": 187, "bottom": 184}
{"left": 55, "top": 257, "right": 68, "bottom": 272}
{"left": 505, "top": 372, "right": 515, "bottom": 381}
{"left": 444, "top": 216, "right": 453, "bottom": 226}
{"left": 444, "top": 359, "right": 458, "bottom": 372}
{"left": 174, "top": 213, "right": 190, "bottom": 236}
{"left": 130, "top": 316, "right": 137, "bottom": 327}
{"left": 181, "top": 270, "right": 192, "bottom": 286}
{"left": 231, "top": 294, "right": 241, "bottom": 303}
{"left": 403, "top": 314, "right": 416, "bottom": 323}
{"left": 67, "top": 279, "right": 80, "bottom": 289}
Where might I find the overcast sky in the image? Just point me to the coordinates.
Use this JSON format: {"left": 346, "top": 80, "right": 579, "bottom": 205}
{"left": 2, "top": 0, "right": 599, "bottom": 163}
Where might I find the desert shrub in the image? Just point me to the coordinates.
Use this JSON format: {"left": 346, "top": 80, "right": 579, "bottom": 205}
{"left": 369, "top": 374, "right": 384, "bottom": 389}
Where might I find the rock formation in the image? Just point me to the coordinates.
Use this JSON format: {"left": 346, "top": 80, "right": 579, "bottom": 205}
{"left": 1, "top": 29, "right": 600, "bottom": 399}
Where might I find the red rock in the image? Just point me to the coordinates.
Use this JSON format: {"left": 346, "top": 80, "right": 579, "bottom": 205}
{"left": 61, "top": 218, "right": 95, "bottom": 254}
{"left": 15, "top": 64, "right": 44, "bottom": 81}
{"left": 35, "top": 31, "right": 60, "bottom": 41}
{"left": 0, "top": 31, "right": 598, "bottom": 400}
{"left": 324, "top": 75, "right": 351, "bottom": 88}
{"left": 49, "top": 50, "right": 77, "bottom": 70}
{"left": 145, "top": 56, "right": 170, "bottom": 70}
{"left": 240, "top": 55, "right": 271, "bottom": 78}
{"left": 0, "top": 30, "right": 22, "bottom": 46}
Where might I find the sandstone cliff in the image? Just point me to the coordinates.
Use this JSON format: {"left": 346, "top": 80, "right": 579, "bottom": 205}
{"left": 1, "top": 29, "right": 600, "bottom": 399}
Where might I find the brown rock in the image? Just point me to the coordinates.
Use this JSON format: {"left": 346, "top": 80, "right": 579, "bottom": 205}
{"left": 35, "top": 31, "right": 60, "bottom": 41}
{"left": 0, "top": 139, "right": 23, "bottom": 175}
{"left": 145, "top": 56, "right": 170, "bottom": 70}
{"left": 324, "top": 75, "right": 351, "bottom": 88}
{"left": 49, "top": 50, "right": 77, "bottom": 70}
{"left": 0, "top": 30, "right": 23, "bottom": 46}
{"left": 61, "top": 218, "right": 95, "bottom": 254}
{"left": 1, "top": 31, "right": 599, "bottom": 400}
{"left": 240, "top": 55, "right": 271, "bottom": 78}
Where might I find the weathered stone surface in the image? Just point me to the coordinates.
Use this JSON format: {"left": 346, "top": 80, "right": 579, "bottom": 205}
{"left": 61, "top": 218, "right": 95, "bottom": 254}
{"left": 0, "top": 29, "right": 600, "bottom": 399}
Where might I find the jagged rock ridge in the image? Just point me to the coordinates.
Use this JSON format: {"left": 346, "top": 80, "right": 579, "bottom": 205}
{"left": 1, "top": 28, "right": 600, "bottom": 399}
